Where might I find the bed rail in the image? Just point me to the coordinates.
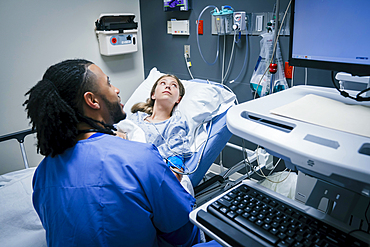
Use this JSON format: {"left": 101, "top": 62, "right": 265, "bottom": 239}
{"left": 0, "top": 129, "right": 36, "bottom": 169}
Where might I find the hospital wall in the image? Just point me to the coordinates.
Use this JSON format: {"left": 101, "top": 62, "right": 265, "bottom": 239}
{"left": 0, "top": 0, "right": 145, "bottom": 175}
{"left": 139, "top": 0, "right": 335, "bottom": 169}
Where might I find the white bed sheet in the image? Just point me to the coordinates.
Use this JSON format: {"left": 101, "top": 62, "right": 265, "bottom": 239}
{"left": 0, "top": 168, "right": 46, "bottom": 247}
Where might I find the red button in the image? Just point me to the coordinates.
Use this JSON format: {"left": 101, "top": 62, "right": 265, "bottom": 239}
{"left": 111, "top": 37, "right": 117, "bottom": 44}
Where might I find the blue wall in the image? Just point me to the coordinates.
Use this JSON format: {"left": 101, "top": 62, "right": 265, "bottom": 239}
{"left": 139, "top": 0, "right": 334, "bottom": 101}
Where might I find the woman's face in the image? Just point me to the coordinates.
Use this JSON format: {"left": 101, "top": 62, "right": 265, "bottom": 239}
{"left": 152, "top": 76, "right": 182, "bottom": 107}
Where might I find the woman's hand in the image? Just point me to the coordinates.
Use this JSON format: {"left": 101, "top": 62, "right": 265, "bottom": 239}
{"left": 171, "top": 167, "right": 183, "bottom": 182}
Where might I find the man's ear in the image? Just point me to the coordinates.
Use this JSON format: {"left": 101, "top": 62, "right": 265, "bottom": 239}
{"left": 84, "top": 92, "right": 100, "bottom": 109}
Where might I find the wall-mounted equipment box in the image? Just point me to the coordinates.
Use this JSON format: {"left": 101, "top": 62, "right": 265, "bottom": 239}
{"left": 249, "top": 12, "right": 290, "bottom": 36}
{"left": 95, "top": 13, "right": 138, "bottom": 56}
{"left": 167, "top": 20, "right": 189, "bottom": 35}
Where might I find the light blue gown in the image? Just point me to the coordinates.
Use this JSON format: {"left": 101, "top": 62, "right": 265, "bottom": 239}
{"left": 129, "top": 111, "right": 193, "bottom": 161}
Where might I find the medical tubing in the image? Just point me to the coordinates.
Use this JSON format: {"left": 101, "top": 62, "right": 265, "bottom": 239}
{"left": 253, "top": 146, "right": 291, "bottom": 183}
{"left": 150, "top": 111, "right": 194, "bottom": 160}
{"left": 229, "top": 29, "right": 249, "bottom": 83}
{"left": 222, "top": 30, "right": 237, "bottom": 83}
{"left": 184, "top": 54, "right": 194, "bottom": 79}
{"left": 197, "top": 5, "right": 220, "bottom": 66}
{"left": 254, "top": 0, "right": 292, "bottom": 98}
{"left": 269, "top": 0, "right": 292, "bottom": 66}
{"left": 291, "top": 66, "right": 295, "bottom": 87}
{"left": 171, "top": 119, "right": 213, "bottom": 176}
{"left": 242, "top": 139, "right": 252, "bottom": 179}
{"left": 272, "top": 0, "right": 280, "bottom": 65}
{"left": 221, "top": 35, "right": 226, "bottom": 83}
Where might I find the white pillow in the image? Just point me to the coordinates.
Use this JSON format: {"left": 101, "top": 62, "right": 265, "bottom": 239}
{"left": 123, "top": 67, "right": 236, "bottom": 149}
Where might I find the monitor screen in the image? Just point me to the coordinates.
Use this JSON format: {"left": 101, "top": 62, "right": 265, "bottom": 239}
{"left": 289, "top": 0, "right": 370, "bottom": 76}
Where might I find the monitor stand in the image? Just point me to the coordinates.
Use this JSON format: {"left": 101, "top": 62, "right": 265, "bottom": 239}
{"left": 297, "top": 172, "right": 370, "bottom": 233}
{"left": 336, "top": 72, "right": 370, "bottom": 97}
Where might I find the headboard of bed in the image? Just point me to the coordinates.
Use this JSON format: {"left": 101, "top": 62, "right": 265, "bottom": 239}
{"left": 0, "top": 129, "right": 35, "bottom": 170}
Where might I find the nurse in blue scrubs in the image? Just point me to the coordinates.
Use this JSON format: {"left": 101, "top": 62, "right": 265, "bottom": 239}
{"left": 24, "top": 59, "right": 200, "bottom": 246}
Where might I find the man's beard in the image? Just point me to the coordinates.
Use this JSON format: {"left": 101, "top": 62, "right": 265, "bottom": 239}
{"left": 101, "top": 95, "right": 126, "bottom": 124}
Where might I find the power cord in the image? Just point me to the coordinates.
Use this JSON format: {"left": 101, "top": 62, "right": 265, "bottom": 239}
{"left": 331, "top": 71, "right": 370, "bottom": 102}
{"left": 184, "top": 54, "right": 194, "bottom": 80}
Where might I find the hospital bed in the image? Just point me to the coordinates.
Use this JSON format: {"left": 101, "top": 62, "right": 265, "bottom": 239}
{"left": 0, "top": 67, "right": 236, "bottom": 246}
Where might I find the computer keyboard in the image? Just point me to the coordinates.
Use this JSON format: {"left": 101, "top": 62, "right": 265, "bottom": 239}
{"left": 195, "top": 182, "right": 368, "bottom": 247}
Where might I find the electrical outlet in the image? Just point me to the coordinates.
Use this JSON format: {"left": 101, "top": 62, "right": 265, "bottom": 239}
{"left": 184, "top": 45, "right": 190, "bottom": 58}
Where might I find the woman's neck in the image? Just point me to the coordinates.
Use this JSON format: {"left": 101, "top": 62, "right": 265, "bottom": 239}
{"left": 147, "top": 105, "right": 172, "bottom": 123}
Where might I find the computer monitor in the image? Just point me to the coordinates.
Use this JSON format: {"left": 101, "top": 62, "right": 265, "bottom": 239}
{"left": 289, "top": 0, "right": 370, "bottom": 76}
{"left": 226, "top": 0, "right": 370, "bottom": 229}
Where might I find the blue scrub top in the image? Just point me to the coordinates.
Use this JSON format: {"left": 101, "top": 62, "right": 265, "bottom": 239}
{"left": 32, "top": 134, "right": 196, "bottom": 247}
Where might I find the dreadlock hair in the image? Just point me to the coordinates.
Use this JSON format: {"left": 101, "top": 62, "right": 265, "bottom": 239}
{"left": 23, "top": 59, "right": 115, "bottom": 157}
{"left": 131, "top": 74, "right": 185, "bottom": 115}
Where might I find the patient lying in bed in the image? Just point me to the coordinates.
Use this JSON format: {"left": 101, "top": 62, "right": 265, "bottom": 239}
{"left": 116, "top": 74, "right": 196, "bottom": 194}
{"left": 121, "top": 67, "right": 236, "bottom": 188}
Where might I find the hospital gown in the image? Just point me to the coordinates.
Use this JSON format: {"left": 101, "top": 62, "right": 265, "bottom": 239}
{"left": 129, "top": 111, "right": 192, "bottom": 161}
{"left": 32, "top": 133, "right": 199, "bottom": 247}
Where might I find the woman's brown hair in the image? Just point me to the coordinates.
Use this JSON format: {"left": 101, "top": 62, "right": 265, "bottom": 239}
{"left": 131, "top": 74, "right": 185, "bottom": 115}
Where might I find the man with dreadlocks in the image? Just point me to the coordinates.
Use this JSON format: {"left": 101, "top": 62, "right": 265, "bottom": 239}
{"left": 23, "top": 59, "right": 200, "bottom": 247}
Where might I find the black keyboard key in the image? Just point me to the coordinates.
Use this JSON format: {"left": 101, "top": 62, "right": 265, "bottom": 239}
{"left": 270, "top": 228, "right": 279, "bottom": 235}
{"left": 227, "top": 191, "right": 237, "bottom": 199}
{"left": 264, "top": 217, "right": 272, "bottom": 224}
{"left": 256, "top": 219, "right": 264, "bottom": 226}
{"left": 277, "top": 232, "right": 286, "bottom": 240}
{"left": 234, "top": 215, "right": 279, "bottom": 244}
{"left": 236, "top": 209, "right": 244, "bottom": 215}
{"left": 277, "top": 240, "right": 290, "bottom": 247}
{"left": 220, "top": 207, "right": 228, "bottom": 214}
{"left": 285, "top": 236, "right": 295, "bottom": 245}
{"left": 271, "top": 221, "right": 279, "bottom": 228}
{"left": 295, "top": 234, "right": 303, "bottom": 242}
{"left": 217, "top": 197, "right": 231, "bottom": 207}
{"left": 227, "top": 211, "right": 237, "bottom": 218}
{"left": 286, "top": 229, "right": 295, "bottom": 237}
{"left": 210, "top": 201, "right": 222, "bottom": 209}
{"left": 196, "top": 209, "right": 266, "bottom": 247}
{"left": 248, "top": 215, "right": 257, "bottom": 222}
{"left": 262, "top": 223, "right": 271, "bottom": 231}
{"left": 223, "top": 195, "right": 232, "bottom": 201}
{"left": 242, "top": 212, "right": 250, "bottom": 218}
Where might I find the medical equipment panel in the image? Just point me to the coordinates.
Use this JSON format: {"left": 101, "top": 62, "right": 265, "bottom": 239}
{"left": 167, "top": 20, "right": 190, "bottom": 35}
{"left": 211, "top": 6, "right": 234, "bottom": 35}
{"left": 95, "top": 13, "right": 138, "bottom": 56}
